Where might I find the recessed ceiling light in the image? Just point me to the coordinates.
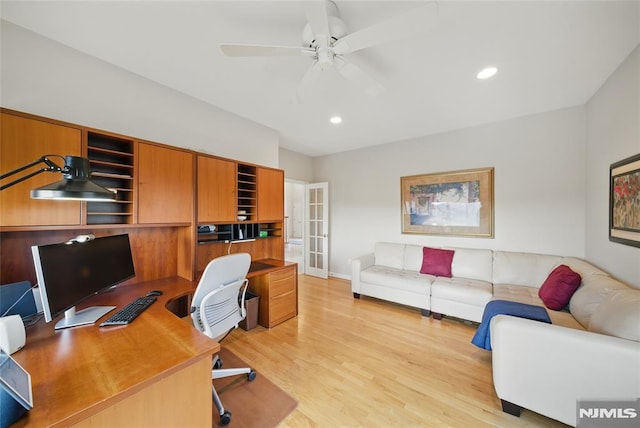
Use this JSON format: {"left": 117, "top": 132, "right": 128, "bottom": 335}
{"left": 329, "top": 116, "right": 342, "bottom": 124}
{"left": 477, "top": 67, "right": 498, "bottom": 80}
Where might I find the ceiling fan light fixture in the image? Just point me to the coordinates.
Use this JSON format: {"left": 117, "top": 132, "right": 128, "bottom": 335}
{"left": 329, "top": 116, "right": 343, "bottom": 124}
{"left": 477, "top": 66, "right": 498, "bottom": 80}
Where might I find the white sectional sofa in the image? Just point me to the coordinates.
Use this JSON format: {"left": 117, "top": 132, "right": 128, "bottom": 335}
{"left": 351, "top": 242, "right": 640, "bottom": 426}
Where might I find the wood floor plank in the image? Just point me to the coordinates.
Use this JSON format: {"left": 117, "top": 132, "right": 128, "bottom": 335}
{"left": 224, "top": 275, "right": 568, "bottom": 427}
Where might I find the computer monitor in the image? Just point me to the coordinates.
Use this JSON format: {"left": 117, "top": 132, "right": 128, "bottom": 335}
{"left": 31, "top": 234, "right": 135, "bottom": 330}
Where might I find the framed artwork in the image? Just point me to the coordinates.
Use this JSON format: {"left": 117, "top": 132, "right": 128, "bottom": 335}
{"left": 610, "top": 153, "right": 640, "bottom": 247}
{"left": 401, "top": 167, "right": 494, "bottom": 237}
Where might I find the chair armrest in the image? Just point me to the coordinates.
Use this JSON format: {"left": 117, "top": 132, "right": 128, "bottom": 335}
{"left": 351, "top": 253, "right": 375, "bottom": 293}
{"left": 490, "top": 315, "right": 640, "bottom": 426}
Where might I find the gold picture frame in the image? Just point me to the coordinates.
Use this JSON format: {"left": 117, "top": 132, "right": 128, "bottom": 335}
{"left": 401, "top": 167, "right": 494, "bottom": 237}
{"left": 609, "top": 153, "right": 640, "bottom": 247}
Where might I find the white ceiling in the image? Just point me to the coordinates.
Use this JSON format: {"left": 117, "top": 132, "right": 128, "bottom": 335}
{"left": 2, "top": 1, "right": 639, "bottom": 157}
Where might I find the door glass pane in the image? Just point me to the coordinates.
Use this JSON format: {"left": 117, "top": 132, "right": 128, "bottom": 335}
{"left": 306, "top": 182, "right": 328, "bottom": 278}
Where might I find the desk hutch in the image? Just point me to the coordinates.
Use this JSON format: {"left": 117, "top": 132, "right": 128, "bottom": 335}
{"left": 0, "top": 108, "right": 297, "bottom": 425}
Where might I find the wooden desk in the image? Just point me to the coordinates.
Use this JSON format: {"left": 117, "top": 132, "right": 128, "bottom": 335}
{"left": 247, "top": 260, "right": 298, "bottom": 328}
{"left": 11, "top": 277, "right": 218, "bottom": 427}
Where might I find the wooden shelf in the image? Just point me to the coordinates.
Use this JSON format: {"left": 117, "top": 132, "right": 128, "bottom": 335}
{"left": 88, "top": 145, "right": 134, "bottom": 158}
{"left": 196, "top": 221, "right": 282, "bottom": 244}
{"left": 86, "top": 132, "right": 135, "bottom": 225}
{"left": 237, "top": 163, "right": 257, "bottom": 221}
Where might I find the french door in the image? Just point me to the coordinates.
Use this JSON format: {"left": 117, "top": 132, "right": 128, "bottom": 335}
{"left": 305, "top": 182, "right": 329, "bottom": 278}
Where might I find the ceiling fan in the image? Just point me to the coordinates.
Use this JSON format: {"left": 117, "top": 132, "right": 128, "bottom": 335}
{"left": 220, "top": 1, "right": 439, "bottom": 102}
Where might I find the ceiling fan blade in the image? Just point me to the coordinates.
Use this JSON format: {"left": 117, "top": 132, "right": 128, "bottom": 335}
{"left": 333, "top": 2, "right": 439, "bottom": 55}
{"left": 334, "top": 57, "right": 385, "bottom": 97}
{"left": 220, "top": 43, "right": 313, "bottom": 57}
{"left": 305, "top": 1, "right": 331, "bottom": 38}
{"left": 294, "top": 61, "right": 322, "bottom": 104}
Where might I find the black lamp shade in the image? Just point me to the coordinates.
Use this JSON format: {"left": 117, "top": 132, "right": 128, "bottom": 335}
{"left": 30, "top": 156, "right": 116, "bottom": 201}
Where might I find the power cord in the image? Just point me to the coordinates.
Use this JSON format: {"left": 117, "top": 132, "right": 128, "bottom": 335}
{"left": 1, "top": 283, "right": 43, "bottom": 327}
{"left": 1, "top": 284, "right": 36, "bottom": 317}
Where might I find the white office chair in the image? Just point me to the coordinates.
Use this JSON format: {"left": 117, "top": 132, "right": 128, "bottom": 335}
{"left": 191, "top": 253, "right": 257, "bottom": 426}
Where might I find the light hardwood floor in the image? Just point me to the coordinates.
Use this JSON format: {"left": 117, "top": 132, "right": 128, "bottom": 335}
{"left": 224, "top": 275, "right": 568, "bottom": 427}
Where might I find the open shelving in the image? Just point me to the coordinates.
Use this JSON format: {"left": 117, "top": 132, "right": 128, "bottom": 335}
{"left": 86, "top": 132, "right": 135, "bottom": 225}
{"left": 237, "top": 164, "right": 256, "bottom": 221}
{"left": 197, "top": 221, "right": 282, "bottom": 244}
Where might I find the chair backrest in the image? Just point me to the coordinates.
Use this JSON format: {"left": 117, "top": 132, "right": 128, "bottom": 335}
{"left": 191, "top": 253, "right": 251, "bottom": 340}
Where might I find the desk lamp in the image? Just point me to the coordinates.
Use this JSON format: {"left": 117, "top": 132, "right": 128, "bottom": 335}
{"left": 0, "top": 155, "right": 116, "bottom": 201}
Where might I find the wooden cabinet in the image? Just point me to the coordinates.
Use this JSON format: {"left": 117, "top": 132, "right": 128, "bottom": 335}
{"left": 2, "top": 109, "right": 285, "bottom": 284}
{"left": 257, "top": 167, "right": 284, "bottom": 221}
{"left": 138, "top": 142, "right": 194, "bottom": 224}
{"left": 197, "top": 155, "right": 236, "bottom": 223}
{"left": 195, "top": 161, "right": 285, "bottom": 276}
{"left": 248, "top": 263, "right": 298, "bottom": 328}
{"left": 0, "top": 112, "right": 82, "bottom": 226}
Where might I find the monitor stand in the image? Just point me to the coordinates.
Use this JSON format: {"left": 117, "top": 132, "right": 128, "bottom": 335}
{"left": 54, "top": 306, "right": 116, "bottom": 330}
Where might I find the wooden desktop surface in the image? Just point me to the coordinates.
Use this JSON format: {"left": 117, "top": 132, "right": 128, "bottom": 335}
{"left": 9, "top": 258, "right": 294, "bottom": 427}
{"left": 247, "top": 258, "right": 295, "bottom": 277}
{"left": 10, "top": 276, "right": 218, "bottom": 427}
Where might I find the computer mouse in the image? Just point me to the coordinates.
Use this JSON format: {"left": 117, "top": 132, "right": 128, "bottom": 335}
{"left": 146, "top": 290, "right": 163, "bottom": 297}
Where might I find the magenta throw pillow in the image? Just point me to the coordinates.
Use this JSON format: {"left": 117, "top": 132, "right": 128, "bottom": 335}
{"left": 538, "top": 264, "right": 582, "bottom": 310}
{"left": 420, "top": 247, "right": 455, "bottom": 277}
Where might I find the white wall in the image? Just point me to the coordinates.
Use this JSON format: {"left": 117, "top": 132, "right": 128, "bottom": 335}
{"left": 0, "top": 20, "right": 279, "bottom": 167}
{"left": 586, "top": 46, "right": 640, "bottom": 288}
{"left": 313, "top": 106, "right": 587, "bottom": 278}
{"left": 284, "top": 181, "right": 305, "bottom": 240}
{"left": 279, "top": 147, "right": 314, "bottom": 183}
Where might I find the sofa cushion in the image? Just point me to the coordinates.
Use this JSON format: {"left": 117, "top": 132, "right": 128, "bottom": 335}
{"left": 546, "top": 310, "right": 586, "bottom": 330}
{"left": 493, "top": 251, "right": 563, "bottom": 287}
{"left": 493, "top": 283, "right": 541, "bottom": 306}
{"left": 420, "top": 247, "right": 454, "bottom": 277}
{"left": 587, "top": 289, "right": 640, "bottom": 342}
{"left": 431, "top": 277, "right": 493, "bottom": 306}
{"left": 569, "top": 276, "right": 629, "bottom": 328}
{"left": 561, "top": 257, "right": 609, "bottom": 277}
{"left": 403, "top": 244, "right": 424, "bottom": 272}
{"left": 374, "top": 242, "right": 405, "bottom": 270}
{"left": 448, "top": 247, "right": 493, "bottom": 282}
{"left": 361, "top": 266, "right": 434, "bottom": 295}
{"left": 538, "top": 264, "right": 582, "bottom": 310}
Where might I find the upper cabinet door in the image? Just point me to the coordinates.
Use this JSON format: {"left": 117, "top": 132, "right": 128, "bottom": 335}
{"left": 257, "top": 167, "right": 284, "bottom": 222}
{"left": 138, "top": 143, "right": 194, "bottom": 224}
{"left": 1, "top": 113, "right": 82, "bottom": 226}
{"left": 197, "top": 155, "right": 236, "bottom": 223}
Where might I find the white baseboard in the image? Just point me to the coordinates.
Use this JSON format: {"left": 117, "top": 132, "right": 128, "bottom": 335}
{"left": 329, "top": 272, "right": 350, "bottom": 281}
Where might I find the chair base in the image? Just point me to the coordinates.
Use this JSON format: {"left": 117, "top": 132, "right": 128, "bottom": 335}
{"left": 211, "top": 354, "right": 257, "bottom": 425}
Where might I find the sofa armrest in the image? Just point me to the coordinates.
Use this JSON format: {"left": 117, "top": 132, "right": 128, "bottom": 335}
{"left": 351, "top": 252, "right": 375, "bottom": 294}
{"left": 490, "top": 315, "right": 640, "bottom": 426}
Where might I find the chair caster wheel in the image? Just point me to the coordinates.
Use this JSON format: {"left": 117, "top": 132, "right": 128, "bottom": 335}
{"left": 220, "top": 410, "right": 232, "bottom": 425}
{"left": 247, "top": 370, "right": 257, "bottom": 382}
{"left": 213, "top": 358, "right": 223, "bottom": 370}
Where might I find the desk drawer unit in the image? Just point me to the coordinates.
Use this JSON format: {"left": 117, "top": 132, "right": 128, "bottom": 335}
{"left": 250, "top": 264, "right": 298, "bottom": 328}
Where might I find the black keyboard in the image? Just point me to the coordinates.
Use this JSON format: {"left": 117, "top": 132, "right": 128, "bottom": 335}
{"left": 99, "top": 296, "right": 157, "bottom": 326}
